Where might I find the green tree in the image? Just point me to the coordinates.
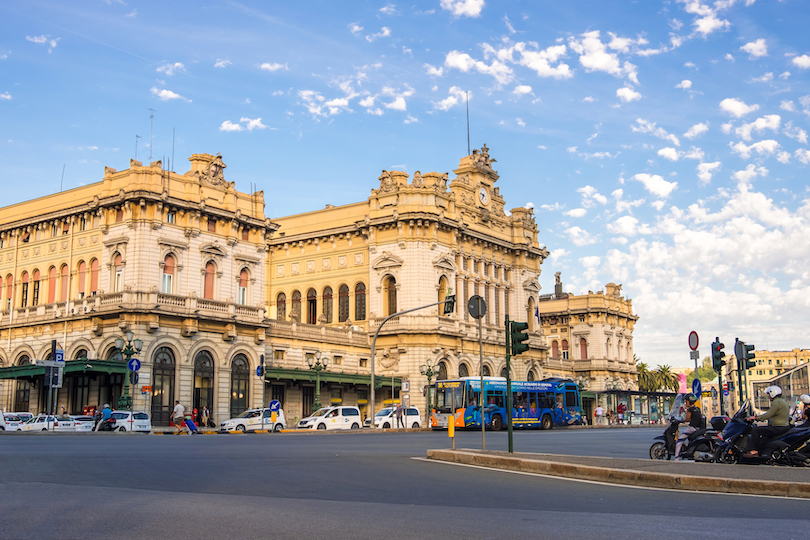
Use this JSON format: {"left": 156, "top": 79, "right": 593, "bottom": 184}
{"left": 635, "top": 360, "right": 657, "bottom": 392}
{"left": 655, "top": 365, "right": 679, "bottom": 392}
{"left": 686, "top": 357, "right": 716, "bottom": 386}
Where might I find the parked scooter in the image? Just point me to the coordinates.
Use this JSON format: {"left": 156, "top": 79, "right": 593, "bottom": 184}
{"left": 95, "top": 418, "right": 117, "bottom": 432}
{"left": 714, "top": 400, "right": 810, "bottom": 466}
{"left": 649, "top": 394, "right": 724, "bottom": 462}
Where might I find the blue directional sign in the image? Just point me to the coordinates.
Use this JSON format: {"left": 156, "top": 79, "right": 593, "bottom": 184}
{"left": 127, "top": 358, "right": 141, "bottom": 372}
{"left": 692, "top": 378, "right": 701, "bottom": 397}
{"left": 55, "top": 349, "right": 64, "bottom": 362}
{"left": 268, "top": 400, "right": 281, "bottom": 412}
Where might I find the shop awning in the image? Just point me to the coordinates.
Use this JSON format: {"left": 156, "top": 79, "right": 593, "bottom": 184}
{"left": 264, "top": 367, "right": 401, "bottom": 388}
{"left": 0, "top": 360, "right": 128, "bottom": 380}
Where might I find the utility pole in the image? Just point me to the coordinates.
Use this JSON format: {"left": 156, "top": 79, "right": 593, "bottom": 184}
{"left": 148, "top": 108, "right": 155, "bottom": 162}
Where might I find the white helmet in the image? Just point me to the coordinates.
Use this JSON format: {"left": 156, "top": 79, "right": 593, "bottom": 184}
{"left": 800, "top": 394, "right": 810, "bottom": 405}
{"left": 764, "top": 386, "right": 782, "bottom": 399}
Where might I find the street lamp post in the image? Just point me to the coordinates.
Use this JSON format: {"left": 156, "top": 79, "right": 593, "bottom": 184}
{"left": 420, "top": 360, "right": 437, "bottom": 427}
{"left": 114, "top": 331, "right": 143, "bottom": 412}
{"left": 307, "top": 351, "right": 329, "bottom": 413}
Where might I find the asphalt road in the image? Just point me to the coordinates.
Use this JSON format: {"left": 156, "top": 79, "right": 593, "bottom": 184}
{"left": 1, "top": 428, "right": 808, "bottom": 539}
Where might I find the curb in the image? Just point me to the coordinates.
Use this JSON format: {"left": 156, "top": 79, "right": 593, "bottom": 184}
{"left": 426, "top": 449, "right": 810, "bottom": 499}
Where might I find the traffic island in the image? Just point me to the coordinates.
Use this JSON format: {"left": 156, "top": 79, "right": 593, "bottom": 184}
{"left": 426, "top": 449, "right": 810, "bottom": 499}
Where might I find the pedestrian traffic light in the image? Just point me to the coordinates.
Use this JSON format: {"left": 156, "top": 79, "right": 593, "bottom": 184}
{"left": 510, "top": 321, "right": 530, "bottom": 356}
{"left": 443, "top": 295, "right": 456, "bottom": 315}
{"left": 711, "top": 338, "right": 726, "bottom": 373}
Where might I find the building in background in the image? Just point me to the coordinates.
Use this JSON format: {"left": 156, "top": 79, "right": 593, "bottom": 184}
{"left": 724, "top": 348, "right": 810, "bottom": 411}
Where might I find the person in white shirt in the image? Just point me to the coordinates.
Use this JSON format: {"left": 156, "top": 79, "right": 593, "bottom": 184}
{"left": 594, "top": 405, "right": 604, "bottom": 425}
{"left": 172, "top": 400, "right": 186, "bottom": 434}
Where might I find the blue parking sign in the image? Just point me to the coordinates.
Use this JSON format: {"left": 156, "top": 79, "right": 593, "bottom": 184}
{"left": 55, "top": 349, "right": 64, "bottom": 362}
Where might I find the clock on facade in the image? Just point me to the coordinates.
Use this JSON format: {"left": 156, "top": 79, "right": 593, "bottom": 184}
{"left": 478, "top": 187, "right": 489, "bottom": 204}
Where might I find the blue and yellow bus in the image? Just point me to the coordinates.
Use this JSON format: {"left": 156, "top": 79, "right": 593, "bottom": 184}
{"left": 430, "top": 377, "right": 582, "bottom": 430}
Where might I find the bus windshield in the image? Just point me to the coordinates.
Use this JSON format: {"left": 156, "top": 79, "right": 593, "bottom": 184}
{"left": 435, "top": 382, "right": 464, "bottom": 413}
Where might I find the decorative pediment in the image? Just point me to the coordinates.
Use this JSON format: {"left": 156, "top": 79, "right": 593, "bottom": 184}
{"left": 158, "top": 237, "right": 189, "bottom": 250}
{"left": 235, "top": 253, "right": 260, "bottom": 264}
{"left": 432, "top": 253, "right": 457, "bottom": 272}
{"left": 103, "top": 235, "right": 129, "bottom": 248}
{"left": 371, "top": 251, "right": 404, "bottom": 270}
{"left": 522, "top": 277, "right": 542, "bottom": 294}
{"left": 200, "top": 243, "right": 228, "bottom": 257}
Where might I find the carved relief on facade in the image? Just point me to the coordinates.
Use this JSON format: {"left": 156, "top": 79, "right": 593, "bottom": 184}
{"left": 276, "top": 265, "right": 285, "bottom": 277}
{"left": 322, "top": 258, "right": 331, "bottom": 270}
{"left": 306, "top": 260, "right": 315, "bottom": 273}
{"left": 354, "top": 253, "right": 363, "bottom": 266}
{"left": 338, "top": 255, "right": 347, "bottom": 268}
{"left": 291, "top": 262, "right": 300, "bottom": 275}
{"left": 377, "top": 348, "right": 400, "bottom": 369}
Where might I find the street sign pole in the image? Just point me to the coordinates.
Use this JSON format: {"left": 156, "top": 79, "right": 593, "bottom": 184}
{"left": 467, "top": 295, "right": 487, "bottom": 452}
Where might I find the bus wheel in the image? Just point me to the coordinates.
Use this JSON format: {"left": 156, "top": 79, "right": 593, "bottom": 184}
{"left": 491, "top": 415, "right": 503, "bottom": 431}
{"left": 541, "top": 415, "right": 553, "bottom": 430}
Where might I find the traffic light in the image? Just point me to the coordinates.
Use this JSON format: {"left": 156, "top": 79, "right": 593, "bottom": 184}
{"left": 711, "top": 337, "right": 726, "bottom": 373}
{"left": 443, "top": 295, "right": 456, "bottom": 315}
{"left": 735, "top": 339, "right": 757, "bottom": 371}
{"left": 743, "top": 343, "right": 756, "bottom": 369}
{"left": 510, "top": 321, "right": 530, "bottom": 356}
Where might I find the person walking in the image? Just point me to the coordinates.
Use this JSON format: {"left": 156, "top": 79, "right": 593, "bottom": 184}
{"left": 395, "top": 403, "right": 404, "bottom": 429}
{"left": 172, "top": 400, "right": 186, "bottom": 435}
{"left": 594, "top": 405, "right": 604, "bottom": 425}
{"left": 201, "top": 406, "right": 210, "bottom": 428}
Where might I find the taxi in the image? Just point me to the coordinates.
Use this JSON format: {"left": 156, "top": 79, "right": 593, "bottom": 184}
{"left": 22, "top": 414, "right": 75, "bottom": 432}
{"left": 0, "top": 413, "right": 24, "bottom": 431}
{"left": 219, "top": 407, "right": 286, "bottom": 432}
{"left": 110, "top": 411, "right": 152, "bottom": 433}
{"left": 297, "top": 406, "right": 362, "bottom": 430}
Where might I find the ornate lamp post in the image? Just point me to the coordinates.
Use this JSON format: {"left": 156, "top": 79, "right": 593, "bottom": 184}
{"left": 307, "top": 351, "right": 329, "bottom": 413}
{"left": 114, "top": 331, "right": 143, "bottom": 411}
{"left": 420, "top": 360, "right": 437, "bottom": 427}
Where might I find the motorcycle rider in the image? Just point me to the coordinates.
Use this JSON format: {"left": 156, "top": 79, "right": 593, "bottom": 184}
{"left": 93, "top": 403, "right": 112, "bottom": 431}
{"left": 798, "top": 394, "right": 810, "bottom": 428}
{"left": 744, "top": 385, "right": 790, "bottom": 458}
{"left": 674, "top": 393, "right": 702, "bottom": 460}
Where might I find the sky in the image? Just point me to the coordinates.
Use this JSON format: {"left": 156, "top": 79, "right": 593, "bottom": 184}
{"left": 1, "top": 0, "right": 810, "bottom": 369}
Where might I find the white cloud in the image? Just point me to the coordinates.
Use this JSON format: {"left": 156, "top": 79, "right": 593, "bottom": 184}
{"left": 219, "top": 120, "right": 242, "bottom": 132}
{"left": 349, "top": 23, "right": 363, "bottom": 36}
{"left": 740, "top": 38, "right": 767, "bottom": 58}
{"left": 379, "top": 4, "right": 397, "bottom": 15}
{"left": 214, "top": 59, "right": 232, "bottom": 68}
{"left": 150, "top": 87, "right": 191, "bottom": 102}
{"left": 424, "top": 63, "right": 444, "bottom": 77}
{"left": 632, "top": 173, "right": 677, "bottom": 198}
{"left": 404, "top": 115, "right": 418, "bottom": 124}
{"left": 432, "top": 86, "right": 467, "bottom": 111}
{"left": 780, "top": 100, "right": 796, "bottom": 112}
{"left": 156, "top": 62, "right": 185, "bottom": 76}
{"left": 616, "top": 86, "right": 641, "bottom": 103}
{"left": 658, "top": 147, "right": 680, "bottom": 161}
{"left": 683, "top": 147, "right": 705, "bottom": 161}
{"left": 750, "top": 72, "right": 773, "bottom": 83}
{"left": 735, "top": 114, "right": 781, "bottom": 141}
{"left": 565, "top": 208, "right": 587, "bottom": 218}
{"left": 577, "top": 185, "right": 608, "bottom": 207}
{"left": 504, "top": 15, "right": 516, "bottom": 34}
{"left": 693, "top": 13, "right": 730, "bottom": 36}
{"left": 444, "top": 50, "right": 513, "bottom": 86}
{"left": 0, "top": 92, "right": 11, "bottom": 100}
{"left": 564, "top": 226, "right": 598, "bottom": 246}
{"left": 784, "top": 121, "right": 808, "bottom": 144}
{"left": 537, "top": 145, "right": 547, "bottom": 150}
{"left": 607, "top": 215, "right": 639, "bottom": 236}
{"left": 440, "top": 0, "right": 485, "bottom": 18}
{"left": 513, "top": 85, "right": 532, "bottom": 95}
{"left": 795, "top": 149, "right": 810, "bottom": 164}
{"left": 725, "top": 53, "right": 734, "bottom": 62}
{"left": 675, "top": 80, "right": 692, "bottom": 89}
{"left": 792, "top": 55, "right": 810, "bottom": 69}
{"left": 632, "top": 118, "right": 680, "bottom": 146}
{"left": 696, "top": 161, "right": 721, "bottom": 184}
{"left": 381, "top": 85, "right": 414, "bottom": 111}
{"left": 509, "top": 42, "right": 573, "bottom": 79}
{"left": 568, "top": 31, "right": 638, "bottom": 84}
{"left": 779, "top": 71, "right": 790, "bottom": 79}
{"left": 684, "top": 122, "right": 709, "bottom": 139}
{"left": 241, "top": 117, "right": 267, "bottom": 131}
{"left": 359, "top": 95, "right": 375, "bottom": 108}
{"left": 26, "top": 35, "right": 47, "bottom": 44}
{"left": 729, "top": 139, "right": 780, "bottom": 159}
{"left": 719, "top": 98, "right": 759, "bottom": 118}
{"left": 732, "top": 164, "right": 768, "bottom": 187}
{"left": 219, "top": 118, "right": 269, "bottom": 132}
{"left": 567, "top": 146, "right": 578, "bottom": 153}
{"left": 583, "top": 96, "right": 595, "bottom": 103}
{"left": 777, "top": 151, "right": 791, "bottom": 164}
{"left": 516, "top": 118, "right": 526, "bottom": 127}
{"left": 366, "top": 27, "right": 392, "bottom": 42}
{"left": 260, "top": 62, "right": 288, "bottom": 72}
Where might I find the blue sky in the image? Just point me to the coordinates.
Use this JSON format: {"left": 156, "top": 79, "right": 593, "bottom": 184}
{"left": 2, "top": 0, "right": 810, "bottom": 368}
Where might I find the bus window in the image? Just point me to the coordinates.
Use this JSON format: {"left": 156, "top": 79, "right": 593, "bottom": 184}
{"left": 468, "top": 385, "right": 479, "bottom": 407}
{"left": 541, "top": 393, "right": 555, "bottom": 409}
{"left": 565, "top": 389, "right": 579, "bottom": 408}
{"left": 489, "top": 391, "right": 504, "bottom": 408}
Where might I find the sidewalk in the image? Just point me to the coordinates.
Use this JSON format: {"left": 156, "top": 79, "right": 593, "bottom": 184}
{"left": 426, "top": 448, "right": 810, "bottom": 499}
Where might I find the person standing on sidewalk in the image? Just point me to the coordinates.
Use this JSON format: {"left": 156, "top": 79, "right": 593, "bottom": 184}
{"left": 172, "top": 400, "right": 186, "bottom": 435}
{"left": 395, "top": 403, "right": 404, "bottom": 429}
{"left": 594, "top": 405, "right": 604, "bottom": 425}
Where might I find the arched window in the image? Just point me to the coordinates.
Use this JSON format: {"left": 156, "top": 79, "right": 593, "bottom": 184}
{"left": 20, "top": 271, "right": 28, "bottom": 308}
{"left": 15, "top": 355, "right": 31, "bottom": 412}
{"left": 482, "top": 365, "right": 491, "bottom": 377}
{"left": 384, "top": 276, "right": 397, "bottom": 316}
{"left": 527, "top": 369, "right": 535, "bottom": 381}
{"left": 291, "top": 290, "right": 301, "bottom": 321}
{"left": 500, "top": 367, "right": 508, "bottom": 378}
{"left": 561, "top": 339, "right": 569, "bottom": 360}
{"left": 203, "top": 262, "right": 215, "bottom": 299}
{"left": 162, "top": 255, "right": 175, "bottom": 294}
{"left": 437, "top": 362, "right": 448, "bottom": 381}
{"left": 238, "top": 269, "right": 249, "bottom": 304}
{"left": 5, "top": 274, "right": 12, "bottom": 310}
{"left": 338, "top": 285, "right": 349, "bottom": 322}
{"left": 60, "top": 265, "right": 68, "bottom": 302}
{"left": 322, "top": 286, "right": 333, "bottom": 324}
{"left": 551, "top": 340, "right": 559, "bottom": 358}
{"left": 355, "top": 282, "right": 366, "bottom": 321}
{"left": 458, "top": 363, "right": 469, "bottom": 378}
{"left": 580, "top": 338, "right": 588, "bottom": 360}
{"left": 151, "top": 347, "right": 176, "bottom": 426}
{"left": 306, "top": 288, "right": 317, "bottom": 324}
{"left": 276, "top": 292, "right": 286, "bottom": 320}
{"left": 230, "top": 354, "right": 250, "bottom": 418}
{"left": 113, "top": 253, "right": 123, "bottom": 292}
{"left": 32, "top": 269, "right": 40, "bottom": 306}
{"left": 77, "top": 261, "right": 87, "bottom": 299}
{"left": 194, "top": 351, "right": 215, "bottom": 417}
{"left": 89, "top": 259, "right": 99, "bottom": 295}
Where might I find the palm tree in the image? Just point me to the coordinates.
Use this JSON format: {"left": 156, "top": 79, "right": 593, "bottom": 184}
{"left": 655, "top": 365, "right": 679, "bottom": 392}
{"left": 635, "top": 360, "right": 657, "bottom": 392}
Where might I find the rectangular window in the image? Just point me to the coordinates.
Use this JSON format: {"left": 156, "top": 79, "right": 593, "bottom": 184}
{"left": 161, "top": 273, "right": 173, "bottom": 294}
{"left": 333, "top": 355, "right": 343, "bottom": 365}
{"left": 79, "top": 218, "right": 87, "bottom": 231}
{"left": 562, "top": 350, "right": 569, "bottom": 359}
{"left": 115, "top": 209, "right": 123, "bottom": 223}
{"left": 273, "top": 350, "right": 285, "bottom": 361}
{"left": 166, "top": 212, "right": 175, "bottom": 224}
{"left": 21, "top": 283, "right": 28, "bottom": 307}
{"left": 51, "top": 224, "right": 58, "bottom": 237}
{"left": 242, "top": 229, "right": 249, "bottom": 241}
{"left": 62, "top": 223, "right": 70, "bottom": 235}
{"left": 238, "top": 285, "right": 247, "bottom": 305}
{"left": 208, "top": 219, "right": 216, "bottom": 232}
{"left": 114, "top": 267, "right": 123, "bottom": 292}
{"left": 32, "top": 281, "right": 39, "bottom": 306}
{"left": 359, "top": 358, "right": 368, "bottom": 368}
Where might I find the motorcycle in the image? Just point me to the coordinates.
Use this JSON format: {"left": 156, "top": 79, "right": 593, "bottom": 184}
{"left": 94, "top": 417, "right": 117, "bottom": 432}
{"left": 713, "top": 400, "right": 810, "bottom": 467}
{"left": 649, "top": 394, "right": 724, "bottom": 462}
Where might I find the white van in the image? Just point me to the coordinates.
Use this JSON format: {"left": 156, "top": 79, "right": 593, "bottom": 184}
{"left": 297, "top": 406, "right": 362, "bottom": 430}
{"left": 219, "top": 408, "right": 287, "bottom": 432}
{"left": 364, "top": 407, "right": 422, "bottom": 429}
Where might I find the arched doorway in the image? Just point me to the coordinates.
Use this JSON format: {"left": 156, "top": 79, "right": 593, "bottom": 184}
{"left": 437, "top": 361, "right": 448, "bottom": 381}
{"left": 15, "top": 355, "right": 31, "bottom": 412}
{"left": 230, "top": 354, "right": 250, "bottom": 418}
{"left": 193, "top": 351, "right": 214, "bottom": 421}
{"left": 151, "top": 347, "right": 176, "bottom": 426}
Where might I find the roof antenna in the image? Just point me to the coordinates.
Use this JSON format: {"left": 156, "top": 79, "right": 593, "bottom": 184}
{"left": 466, "top": 91, "right": 471, "bottom": 156}
{"left": 60, "top": 164, "right": 65, "bottom": 192}
{"left": 135, "top": 135, "right": 141, "bottom": 160}
{"left": 148, "top": 108, "right": 156, "bottom": 162}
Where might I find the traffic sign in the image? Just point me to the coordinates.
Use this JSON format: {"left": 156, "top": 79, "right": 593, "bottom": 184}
{"left": 688, "top": 331, "right": 699, "bottom": 351}
{"left": 467, "top": 295, "right": 486, "bottom": 319}
{"left": 129, "top": 371, "right": 139, "bottom": 385}
{"left": 723, "top": 381, "right": 729, "bottom": 396}
{"left": 268, "top": 399, "right": 281, "bottom": 412}
{"left": 55, "top": 349, "right": 64, "bottom": 362}
{"left": 689, "top": 350, "right": 699, "bottom": 360}
{"left": 692, "top": 378, "right": 701, "bottom": 396}
{"left": 127, "top": 358, "right": 141, "bottom": 372}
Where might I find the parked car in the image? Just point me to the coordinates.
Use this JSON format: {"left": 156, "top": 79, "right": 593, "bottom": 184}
{"left": 364, "top": 407, "right": 422, "bottom": 429}
{"left": 297, "top": 406, "right": 362, "bottom": 430}
{"left": 219, "top": 407, "right": 286, "bottom": 433}
{"left": 70, "top": 415, "right": 96, "bottom": 432}
{"left": 22, "top": 415, "right": 75, "bottom": 432}
{"left": 109, "top": 411, "right": 152, "bottom": 433}
{"left": 0, "top": 413, "right": 24, "bottom": 431}
{"left": 12, "top": 412, "right": 33, "bottom": 423}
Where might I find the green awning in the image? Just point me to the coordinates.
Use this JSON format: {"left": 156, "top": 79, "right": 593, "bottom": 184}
{"left": 264, "top": 367, "right": 401, "bottom": 389}
{"left": 0, "top": 359, "right": 128, "bottom": 380}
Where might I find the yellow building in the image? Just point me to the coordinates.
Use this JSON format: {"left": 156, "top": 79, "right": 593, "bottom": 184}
{"left": 723, "top": 348, "right": 810, "bottom": 409}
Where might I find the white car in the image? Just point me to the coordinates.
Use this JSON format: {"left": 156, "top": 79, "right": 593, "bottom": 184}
{"left": 110, "top": 411, "right": 152, "bottom": 433}
{"left": 364, "top": 407, "right": 422, "bottom": 429}
{"left": 22, "top": 414, "right": 75, "bottom": 432}
{"left": 219, "top": 408, "right": 287, "bottom": 433}
{"left": 297, "top": 406, "right": 362, "bottom": 430}
{"left": 12, "top": 412, "right": 33, "bottom": 424}
{"left": 0, "top": 413, "right": 24, "bottom": 431}
{"left": 70, "top": 415, "right": 96, "bottom": 432}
